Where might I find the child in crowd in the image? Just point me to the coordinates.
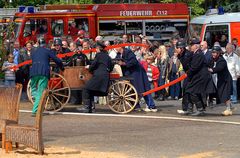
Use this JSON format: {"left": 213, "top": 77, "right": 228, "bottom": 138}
{"left": 140, "top": 54, "right": 160, "bottom": 95}
{"left": 2, "top": 54, "right": 17, "bottom": 87}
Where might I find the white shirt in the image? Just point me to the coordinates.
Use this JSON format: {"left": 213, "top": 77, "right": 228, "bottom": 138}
{"left": 109, "top": 49, "right": 118, "bottom": 59}
{"left": 203, "top": 49, "right": 207, "bottom": 55}
{"left": 223, "top": 52, "right": 240, "bottom": 80}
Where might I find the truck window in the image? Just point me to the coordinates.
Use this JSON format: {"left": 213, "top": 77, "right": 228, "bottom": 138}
{"left": 52, "top": 19, "right": 64, "bottom": 37}
{"left": 23, "top": 19, "right": 36, "bottom": 37}
{"left": 68, "top": 18, "right": 89, "bottom": 36}
{"left": 24, "top": 19, "right": 48, "bottom": 38}
{"left": 204, "top": 25, "right": 229, "bottom": 48}
{"left": 38, "top": 19, "right": 48, "bottom": 35}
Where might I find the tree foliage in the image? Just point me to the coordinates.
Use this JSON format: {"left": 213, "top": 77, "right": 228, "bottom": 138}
{"left": 1, "top": 0, "right": 240, "bottom": 16}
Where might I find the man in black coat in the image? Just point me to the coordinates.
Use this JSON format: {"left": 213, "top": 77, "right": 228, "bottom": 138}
{"left": 200, "top": 41, "right": 216, "bottom": 108}
{"left": 186, "top": 39, "right": 210, "bottom": 116}
{"left": 176, "top": 40, "right": 193, "bottom": 115}
{"left": 208, "top": 46, "right": 233, "bottom": 116}
{"left": 78, "top": 42, "right": 114, "bottom": 113}
{"left": 114, "top": 40, "right": 157, "bottom": 112}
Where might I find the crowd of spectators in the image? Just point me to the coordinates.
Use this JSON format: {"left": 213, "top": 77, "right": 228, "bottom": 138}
{"left": 2, "top": 30, "right": 240, "bottom": 114}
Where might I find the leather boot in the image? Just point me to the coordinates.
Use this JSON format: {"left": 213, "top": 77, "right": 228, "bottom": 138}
{"left": 187, "top": 103, "right": 193, "bottom": 114}
{"left": 191, "top": 101, "right": 205, "bottom": 116}
{"left": 91, "top": 100, "right": 96, "bottom": 113}
{"left": 76, "top": 99, "right": 92, "bottom": 113}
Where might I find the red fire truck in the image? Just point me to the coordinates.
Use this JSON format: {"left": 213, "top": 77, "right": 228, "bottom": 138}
{"left": 12, "top": 3, "right": 189, "bottom": 46}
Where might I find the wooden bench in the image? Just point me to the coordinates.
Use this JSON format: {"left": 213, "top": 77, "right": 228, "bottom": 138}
{"left": 0, "top": 84, "right": 22, "bottom": 149}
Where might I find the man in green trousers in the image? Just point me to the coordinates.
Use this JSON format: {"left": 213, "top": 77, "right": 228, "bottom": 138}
{"left": 30, "top": 38, "right": 64, "bottom": 116}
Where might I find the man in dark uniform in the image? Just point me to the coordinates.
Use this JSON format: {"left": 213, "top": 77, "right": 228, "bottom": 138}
{"left": 186, "top": 38, "right": 210, "bottom": 116}
{"left": 176, "top": 40, "right": 193, "bottom": 115}
{"left": 30, "top": 38, "right": 64, "bottom": 116}
{"left": 200, "top": 41, "right": 216, "bottom": 108}
{"left": 77, "top": 42, "right": 114, "bottom": 113}
{"left": 115, "top": 39, "right": 157, "bottom": 112}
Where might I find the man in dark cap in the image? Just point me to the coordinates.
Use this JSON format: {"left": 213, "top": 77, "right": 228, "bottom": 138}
{"left": 208, "top": 46, "right": 233, "bottom": 116}
{"left": 175, "top": 39, "right": 193, "bottom": 115}
{"left": 185, "top": 38, "right": 210, "bottom": 116}
{"left": 30, "top": 38, "right": 64, "bottom": 116}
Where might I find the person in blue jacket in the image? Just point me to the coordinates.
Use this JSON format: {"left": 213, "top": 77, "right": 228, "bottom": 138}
{"left": 30, "top": 38, "right": 64, "bottom": 117}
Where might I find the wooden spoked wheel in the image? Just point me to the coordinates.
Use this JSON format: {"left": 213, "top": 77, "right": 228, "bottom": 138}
{"left": 27, "top": 72, "right": 71, "bottom": 112}
{"left": 107, "top": 81, "right": 138, "bottom": 114}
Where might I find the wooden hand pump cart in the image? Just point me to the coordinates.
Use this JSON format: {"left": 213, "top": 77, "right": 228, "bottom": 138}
{"left": 27, "top": 66, "right": 139, "bottom": 114}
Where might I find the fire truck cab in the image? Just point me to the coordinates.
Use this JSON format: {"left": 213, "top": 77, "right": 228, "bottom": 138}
{"left": 14, "top": 5, "right": 95, "bottom": 46}
{"left": 13, "top": 3, "right": 189, "bottom": 46}
{"left": 190, "top": 9, "right": 240, "bottom": 48}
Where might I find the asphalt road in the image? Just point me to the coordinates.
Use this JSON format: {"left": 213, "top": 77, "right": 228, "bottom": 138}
{"left": 17, "top": 100, "right": 240, "bottom": 158}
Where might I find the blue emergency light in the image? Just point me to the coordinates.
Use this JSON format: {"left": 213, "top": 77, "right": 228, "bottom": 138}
{"left": 19, "top": 6, "right": 26, "bottom": 12}
{"left": 18, "top": 6, "right": 34, "bottom": 13}
{"left": 218, "top": 6, "right": 224, "bottom": 15}
{"left": 28, "top": 6, "right": 34, "bottom": 13}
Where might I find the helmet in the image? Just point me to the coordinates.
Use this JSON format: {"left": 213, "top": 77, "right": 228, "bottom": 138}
{"left": 176, "top": 40, "right": 186, "bottom": 48}
{"left": 78, "top": 30, "right": 85, "bottom": 35}
{"left": 212, "top": 46, "right": 222, "bottom": 53}
{"left": 38, "top": 38, "right": 46, "bottom": 47}
{"left": 95, "top": 35, "right": 103, "bottom": 42}
{"left": 189, "top": 38, "right": 200, "bottom": 45}
{"left": 54, "top": 39, "right": 62, "bottom": 46}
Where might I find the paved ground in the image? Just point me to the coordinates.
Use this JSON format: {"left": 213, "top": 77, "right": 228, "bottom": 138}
{"left": 1, "top": 100, "right": 240, "bottom": 158}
